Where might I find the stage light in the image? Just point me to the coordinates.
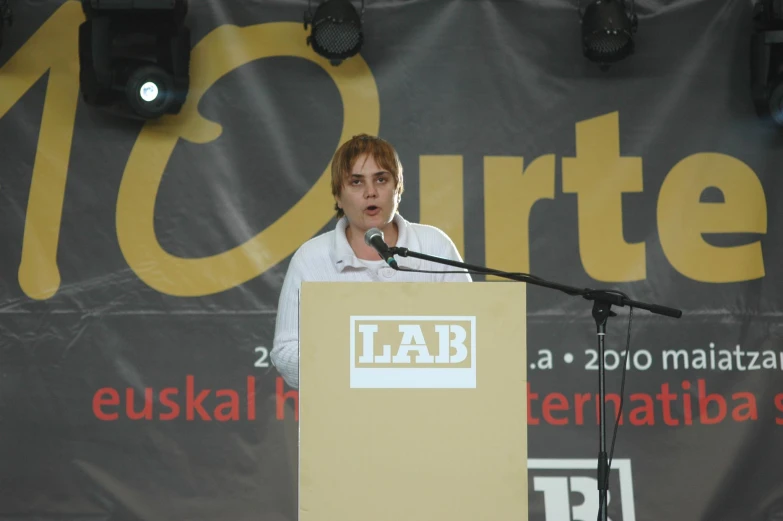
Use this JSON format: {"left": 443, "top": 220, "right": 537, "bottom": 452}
{"left": 580, "top": 0, "right": 638, "bottom": 66}
{"left": 78, "top": 0, "right": 190, "bottom": 120}
{"left": 751, "top": 0, "right": 783, "bottom": 126}
{"left": 304, "top": 0, "right": 364, "bottom": 65}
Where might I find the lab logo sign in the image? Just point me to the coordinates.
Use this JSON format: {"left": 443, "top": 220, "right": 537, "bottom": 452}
{"left": 349, "top": 315, "right": 476, "bottom": 388}
{"left": 529, "top": 459, "right": 637, "bottom": 521}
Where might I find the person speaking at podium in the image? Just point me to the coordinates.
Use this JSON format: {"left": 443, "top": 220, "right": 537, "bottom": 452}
{"left": 270, "top": 134, "right": 471, "bottom": 389}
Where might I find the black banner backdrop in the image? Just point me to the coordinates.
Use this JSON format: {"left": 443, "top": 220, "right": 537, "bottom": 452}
{"left": 1, "top": 1, "right": 782, "bottom": 520}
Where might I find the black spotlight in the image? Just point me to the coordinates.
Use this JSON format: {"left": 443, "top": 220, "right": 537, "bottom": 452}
{"left": 751, "top": 0, "right": 783, "bottom": 126}
{"left": 580, "top": 0, "right": 638, "bottom": 66}
{"left": 78, "top": 0, "right": 190, "bottom": 120}
{"left": 304, "top": 0, "right": 364, "bottom": 66}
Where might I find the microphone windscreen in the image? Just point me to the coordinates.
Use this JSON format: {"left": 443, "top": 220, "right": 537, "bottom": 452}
{"left": 364, "top": 227, "right": 383, "bottom": 246}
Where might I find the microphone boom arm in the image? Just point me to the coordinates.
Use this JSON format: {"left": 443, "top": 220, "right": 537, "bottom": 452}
{"left": 390, "top": 246, "right": 681, "bottom": 318}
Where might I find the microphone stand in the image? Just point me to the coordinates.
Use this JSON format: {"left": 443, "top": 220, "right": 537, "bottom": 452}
{"left": 389, "top": 246, "right": 682, "bottom": 521}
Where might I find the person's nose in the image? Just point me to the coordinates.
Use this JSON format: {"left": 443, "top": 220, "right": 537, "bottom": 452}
{"left": 365, "top": 182, "right": 378, "bottom": 198}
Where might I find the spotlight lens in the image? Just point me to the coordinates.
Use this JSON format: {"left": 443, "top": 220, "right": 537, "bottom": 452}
{"left": 139, "top": 81, "right": 159, "bottom": 102}
{"left": 315, "top": 22, "right": 361, "bottom": 55}
{"left": 585, "top": 31, "right": 631, "bottom": 56}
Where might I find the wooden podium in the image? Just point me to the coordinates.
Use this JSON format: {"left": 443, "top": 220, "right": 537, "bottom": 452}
{"left": 298, "top": 281, "right": 528, "bottom": 521}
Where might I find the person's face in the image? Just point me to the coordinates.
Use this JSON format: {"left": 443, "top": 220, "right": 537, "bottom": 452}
{"left": 334, "top": 153, "right": 399, "bottom": 234}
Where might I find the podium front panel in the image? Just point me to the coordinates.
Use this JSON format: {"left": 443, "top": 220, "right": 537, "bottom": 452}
{"left": 299, "top": 281, "right": 527, "bottom": 521}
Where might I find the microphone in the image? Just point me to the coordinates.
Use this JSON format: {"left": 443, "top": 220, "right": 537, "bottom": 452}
{"left": 364, "top": 228, "right": 399, "bottom": 269}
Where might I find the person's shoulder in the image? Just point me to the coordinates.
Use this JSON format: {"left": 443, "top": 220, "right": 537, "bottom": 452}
{"left": 407, "top": 221, "right": 455, "bottom": 244}
{"left": 290, "top": 227, "right": 336, "bottom": 265}
{"left": 403, "top": 220, "right": 463, "bottom": 261}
